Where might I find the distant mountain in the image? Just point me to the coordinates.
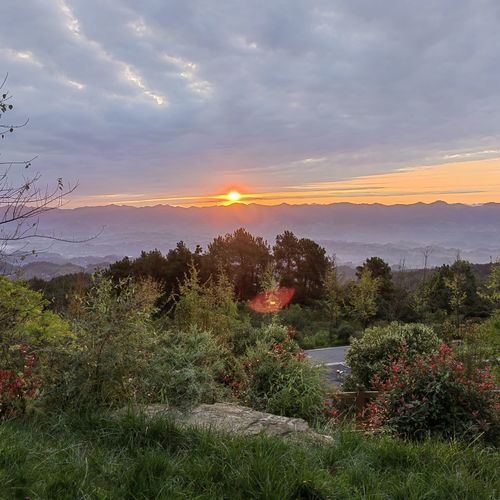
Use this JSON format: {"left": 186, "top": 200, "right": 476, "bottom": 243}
{"left": 5, "top": 201, "right": 500, "bottom": 271}
{"left": 3, "top": 255, "right": 119, "bottom": 280}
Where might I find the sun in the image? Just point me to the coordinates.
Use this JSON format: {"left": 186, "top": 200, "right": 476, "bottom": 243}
{"left": 227, "top": 190, "right": 241, "bottom": 202}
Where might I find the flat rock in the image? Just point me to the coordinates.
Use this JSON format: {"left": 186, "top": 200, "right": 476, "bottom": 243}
{"left": 140, "top": 402, "right": 333, "bottom": 444}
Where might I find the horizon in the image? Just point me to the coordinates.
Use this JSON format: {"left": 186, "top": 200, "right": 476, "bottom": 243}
{"left": 60, "top": 199, "right": 500, "bottom": 211}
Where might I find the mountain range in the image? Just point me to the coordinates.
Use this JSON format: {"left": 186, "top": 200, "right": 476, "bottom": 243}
{"left": 5, "top": 201, "right": 500, "bottom": 274}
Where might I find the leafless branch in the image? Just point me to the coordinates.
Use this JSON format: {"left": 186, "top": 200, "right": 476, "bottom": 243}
{"left": 0, "top": 73, "right": 101, "bottom": 266}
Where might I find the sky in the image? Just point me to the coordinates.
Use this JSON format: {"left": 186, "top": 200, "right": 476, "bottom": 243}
{"left": 1, "top": 0, "right": 500, "bottom": 207}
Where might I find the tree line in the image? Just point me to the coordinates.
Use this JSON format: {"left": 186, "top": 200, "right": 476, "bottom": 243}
{"left": 28, "top": 228, "right": 499, "bottom": 348}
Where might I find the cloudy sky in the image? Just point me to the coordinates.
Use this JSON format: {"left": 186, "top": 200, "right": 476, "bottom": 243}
{"left": 1, "top": 0, "right": 500, "bottom": 206}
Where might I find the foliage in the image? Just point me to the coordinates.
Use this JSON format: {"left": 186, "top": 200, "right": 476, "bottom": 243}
{"left": 278, "top": 303, "right": 327, "bottom": 342}
{"left": 173, "top": 264, "right": 239, "bottom": 343}
{"left": 425, "top": 260, "right": 491, "bottom": 324}
{"left": 346, "top": 268, "right": 380, "bottom": 327}
{"left": 107, "top": 242, "right": 202, "bottom": 312}
{"left": 28, "top": 272, "right": 90, "bottom": 312}
{"left": 366, "top": 344, "right": 500, "bottom": 443}
{"left": 457, "top": 312, "right": 500, "bottom": 381}
{"left": 0, "top": 349, "right": 39, "bottom": 417}
{"left": 321, "top": 256, "right": 344, "bottom": 330}
{"left": 300, "top": 329, "right": 332, "bottom": 349}
{"left": 206, "top": 228, "right": 271, "bottom": 301}
{"left": 274, "top": 230, "right": 330, "bottom": 304}
{"left": 1, "top": 414, "right": 499, "bottom": 499}
{"left": 236, "top": 324, "right": 326, "bottom": 421}
{"left": 344, "top": 322, "right": 440, "bottom": 389}
{"left": 0, "top": 277, "right": 73, "bottom": 414}
{"left": 335, "top": 322, "right": 356, "bottom": 344}
{"left": 483, "top": 260, "right": 500, "bottom": 308}
{"left": 143, "top": 326, "right": 230, "bottom": 408}
{"left": 47, "top": 275, "right": 161, "bottom": 409}
{"left": 357, "top": 257, "right": 395, "bottom": 319}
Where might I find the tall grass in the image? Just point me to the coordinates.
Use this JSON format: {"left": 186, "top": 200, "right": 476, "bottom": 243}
{"left": 0, "top": 413, "right": 498, "bottom": 499}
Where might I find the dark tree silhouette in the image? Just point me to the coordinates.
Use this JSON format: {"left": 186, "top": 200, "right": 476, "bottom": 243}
{"left": 107, "top": 241, "right": 202, "bottom": 311}
{"left": 274, "top": 230, "right": 329, "bottom": 304}
{"left": 206, "top": 228, "right": 271, "bottom": 301}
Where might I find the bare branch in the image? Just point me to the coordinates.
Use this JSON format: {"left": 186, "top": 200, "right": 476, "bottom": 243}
{"left": 0, "top": 74, "right": 100, "bottom": 266}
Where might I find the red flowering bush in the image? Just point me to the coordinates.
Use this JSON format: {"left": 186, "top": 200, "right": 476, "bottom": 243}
{"left": 366, "top": 344, "right": 500, "bottom": 443}
{"left": 344, "top": 323, "right": 440, "bottom": 390}
{"left": 0, "top": 347, "right": 41, "bottom": 417}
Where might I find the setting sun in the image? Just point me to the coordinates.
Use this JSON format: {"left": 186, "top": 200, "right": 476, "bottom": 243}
{"left": 227, "top": 190, "right": 241, "bottom": 202}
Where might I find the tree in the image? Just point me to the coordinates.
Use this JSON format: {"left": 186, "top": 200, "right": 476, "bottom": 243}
{"left": 321, "top": 256, "right": 344, "bottom": 331}
{"left": 445, "top": 270, "right": 468, "bottom": 330}
{"left": 357, "top": 257, "right": 395, "bottom": 319}
{"left": 0, "top": 75, "right": 83, "bottom": 263}
{"left": 107, "top": 241, "right": 202, "bottom": 312}
{"left": 426, "top": 260, "right": 489, "bottom": 321}
{"left": 28, "top": 272, "right": 90, "bottom": 312}
{"left": 173, "top": 264, "right": 239, "bottom": 343}
{"left": 347, "top": 268, "right": 379, "bottom": 327}
{"left": 273, "top": 230, "right": 301, "bottom": 287}
{"left": 296, "top": 237, "right": 330, "bottom": 303}
{"left": 483, "top": 260, "right": 500, "bottom": 308}
{"left": 273, "top": 231, "right": 329, "bottom": 304}
{"left": 205, "top": 228, "right": 271, "bottom": 301}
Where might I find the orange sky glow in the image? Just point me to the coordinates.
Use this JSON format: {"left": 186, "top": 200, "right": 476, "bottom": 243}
{"left": 71, "top": 157, "right": 500, "bottom": 208}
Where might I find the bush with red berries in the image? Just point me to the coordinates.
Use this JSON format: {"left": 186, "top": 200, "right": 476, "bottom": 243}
{"left": 0, "top": 346, "right": 41, "bottom": 417}
{"left": 365, "top": 344, "right": 500, "bottom": 444}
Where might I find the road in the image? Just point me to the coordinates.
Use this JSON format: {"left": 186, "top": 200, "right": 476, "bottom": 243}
{"left": 305, "top": 346, "right": 350, "bottom": 386}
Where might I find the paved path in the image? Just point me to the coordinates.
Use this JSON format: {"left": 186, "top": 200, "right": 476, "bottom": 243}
{"left": 305, "top": 346, "right": 350, "bottom": 386}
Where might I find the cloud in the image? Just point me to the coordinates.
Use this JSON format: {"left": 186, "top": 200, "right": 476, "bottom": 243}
{"left": 1, "top": 0, "right": 499, "bottom": 202}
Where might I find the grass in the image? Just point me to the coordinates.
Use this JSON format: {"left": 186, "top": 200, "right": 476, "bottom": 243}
{"left": 0, "top": 412, "right": 498, "bottom": 499}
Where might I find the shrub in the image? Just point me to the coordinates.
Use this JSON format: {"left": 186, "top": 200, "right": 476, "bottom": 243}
{"left": 301, "top": 329, "right": 331, "bottom": 349}
{"left": 457, "top": 312, "right": 500, "bottom": 381}
{"left": 173, "top": 265, "right": 239, "bottom": 344}
{"left": 236, "top": 324, "right": 326, "bottom": 421}
{"left": 143, "top": 326, "right": 231, "bottom": 408}
{"left": 344, "top": 322, "right": 440, "bottom": 389}
{"left": 0, "top": 277, "right": 73, "bottom": 415}
{"left": 0, "top": 349, "right": 40, "bottom": 417}
{"left": 47, "top": 275, "right": 161, "bottom": 409}
{"left": 335, "top": 322, "right": 355, "bottom": 344}
{"left": 366, "top": 344, "right": 500, "bottom": 443}
{"left": 278, "top": 304, "right": 330, "bottom": 346}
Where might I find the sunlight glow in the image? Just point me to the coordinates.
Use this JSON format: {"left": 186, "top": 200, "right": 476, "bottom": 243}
{"left": 227, "top": 190, "right": 241, "bottom": 202}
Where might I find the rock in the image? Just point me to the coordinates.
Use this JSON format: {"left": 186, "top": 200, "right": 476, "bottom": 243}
{"left": 139, "top": 402, "right": 333, "bottom": 444}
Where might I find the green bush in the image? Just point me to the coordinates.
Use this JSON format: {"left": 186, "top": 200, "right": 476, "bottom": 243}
{"left": 46, "top": 275, "right": 160, "bottom": 409}
{"left": 301, "top": 329, "right": 331, "bottom": 349}
{"left": 143, "top": 326, "right": 231, "bottom": 408}
{"left": 237, "top": 324, "right": 326, "bottom": 421}
{"left": 335, "top": 322, "right": 356, "bottom": 344}
{"left": 0, "top": 277, "right": 73, "bottom": 415}
{"left": 173, "top": 265, "right": 239, "bottom": 344}
{"left": 366, "top": 344, "right": 500, "bottom": 444}
{"left": 278, "top": 304, "right": 331, "bottom": 346}
{"left": 457, "top": 312, "right": 500, "bottom": 381}
{"left": 344, "top": 322, "right": 440, "bottom": 389}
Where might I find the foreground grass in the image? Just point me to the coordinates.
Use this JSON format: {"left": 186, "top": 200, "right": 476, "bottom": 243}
{"left": 0, "top": 413, "right": 498, "bottom": 499}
